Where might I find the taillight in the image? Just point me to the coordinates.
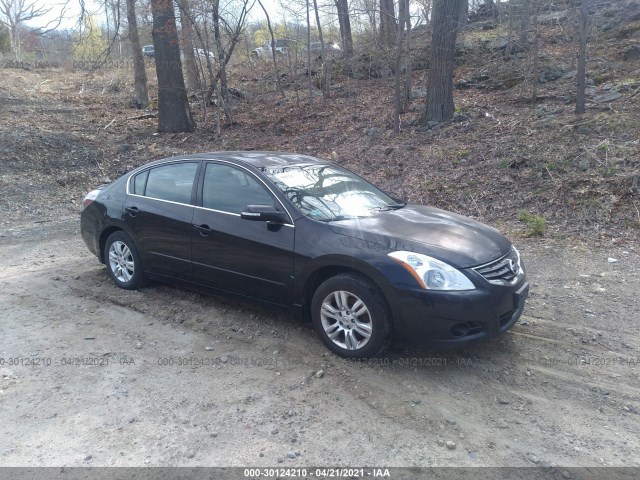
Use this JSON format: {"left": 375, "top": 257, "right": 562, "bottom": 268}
{"left": 82, "top": 189, "right": 101, "bottom": 210}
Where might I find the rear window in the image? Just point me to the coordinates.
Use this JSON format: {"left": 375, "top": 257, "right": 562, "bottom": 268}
{"left": 136, "top": 162, "right": 198, "bottom": 204}
{"left": 132, "top": 170, "right": 148, "bottom": 195}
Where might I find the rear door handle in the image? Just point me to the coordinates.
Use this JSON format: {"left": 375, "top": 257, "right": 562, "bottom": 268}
{"left": 125, "top": 206, "right": 140, "bottom": 216}
{"left": 194, "top": 224, "right": 214, "bottom": 236}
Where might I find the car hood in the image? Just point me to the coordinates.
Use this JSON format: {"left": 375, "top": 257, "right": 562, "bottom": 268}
{"left": 328, "top": 205, "right": 511, "bottom": 268}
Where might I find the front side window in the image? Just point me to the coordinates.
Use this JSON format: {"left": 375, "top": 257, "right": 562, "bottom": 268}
{"left": 262, "top": 164, "right": 403, "bottom": 222}
{"left": 202, "top": 164, "right": 274, "bottom": 214}
{"left": 141, "top": 162, "right": 198, "bottom": 204}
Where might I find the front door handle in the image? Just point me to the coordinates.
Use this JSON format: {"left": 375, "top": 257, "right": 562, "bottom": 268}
{"left": 125, "top": 206, "right": 140, "bottom": 216}
{"left": 194, "top": 224, "right": 214, "bottom": 236}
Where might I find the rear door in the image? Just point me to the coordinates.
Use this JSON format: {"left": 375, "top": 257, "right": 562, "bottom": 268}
{"left": 191, "top": 162, "right": 295, "bottom": 305}
{"left": 123, "top": 161, "right": 200, "bottom": 279}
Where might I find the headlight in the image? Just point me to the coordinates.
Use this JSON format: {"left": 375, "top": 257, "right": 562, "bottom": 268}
{"left": 388, "top": 251, "right": 475, "bottom": 291}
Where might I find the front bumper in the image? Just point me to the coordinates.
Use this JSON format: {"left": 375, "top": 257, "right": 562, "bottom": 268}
{"left": 388, "top": 275, "right": 529, "bottom": 349}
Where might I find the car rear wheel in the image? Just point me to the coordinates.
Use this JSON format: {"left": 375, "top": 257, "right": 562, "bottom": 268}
{"left": 105, "top": 231, "right": 142, "bottom": 290}
{"left": 311, "top": 273, "right": 391, "bottom": 358}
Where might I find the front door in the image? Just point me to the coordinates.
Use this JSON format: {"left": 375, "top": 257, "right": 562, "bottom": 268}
{"left": 191, "top": 162, "right": 294, "bottom": 305}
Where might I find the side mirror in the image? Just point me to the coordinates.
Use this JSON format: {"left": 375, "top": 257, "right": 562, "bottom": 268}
{"left": 241, "top": 205, "right": 288, "bottom": 223}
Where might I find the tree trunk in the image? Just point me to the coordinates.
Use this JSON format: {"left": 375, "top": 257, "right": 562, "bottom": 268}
{"left": 150, "top": 0, "right": 194, "bottom": 132}
{"left": 257, "top": 0, "right": 285, "bottom": 98}
{"left": 306, "top": 0, "right": 313, "bottom": 102}
{"left": 519, "top": 0, "right": 530, "bottom": 49}
{"left": 404, "top": 1, "right": 412, "bottom": 110}
{"left": 313, "top": 0, "right": 331, "bottom": 97}
{"left": 126, "top": 0, "right": 149, "bottom": 108}
{"left": 424, "top": 0, "right": 464, "bottom": 124}
{"left": 379, "top": 0, "right": 396, "bottom": 47}
{"left": 575, "top": 0, "right": 588, "bottom": 114}
{"left": 394, "top": 0, "right": 407, "bottom": 133}
{"left": 177, "top": 0, "right": 199, "bottom": 93}
{"left": 334, "top": 0, "right": 353, "bottom": 57}
{"left": 459, "top": 0, "right": 468, "bottom": 26}
{"left": 212, "top": 0, "right": 233, "bottom": 123}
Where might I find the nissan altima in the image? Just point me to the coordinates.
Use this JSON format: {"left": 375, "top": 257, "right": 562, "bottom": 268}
{"left": 80, "top": 152, "right": 528, "bottom": 358}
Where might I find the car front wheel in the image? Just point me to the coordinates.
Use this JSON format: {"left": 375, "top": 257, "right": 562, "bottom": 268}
{"left": 105, "top": 231, "right": 142, "bottom": 290}
{"left": 311, "top": 273, "right": 391, "bottom": 358}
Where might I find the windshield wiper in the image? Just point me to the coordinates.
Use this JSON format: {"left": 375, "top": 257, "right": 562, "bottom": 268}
{"left": 371, "top": 202, "right": 406, "bottom": 213}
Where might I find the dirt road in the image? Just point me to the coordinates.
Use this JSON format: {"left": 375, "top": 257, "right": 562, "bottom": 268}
{"left": 0, "top": 215, "right": 638, "bottom": 468}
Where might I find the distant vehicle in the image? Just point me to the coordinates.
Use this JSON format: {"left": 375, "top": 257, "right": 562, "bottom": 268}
{"left": 251, "top": 39, "right": 289, "bottom": 60}
{"left": 309, "top": 42, "right": 341, "bottom": 57}
{"left": 142, "top": 45, "right": 154, "bottom": 57}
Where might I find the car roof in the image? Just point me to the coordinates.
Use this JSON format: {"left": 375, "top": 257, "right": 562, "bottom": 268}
{"left": 144, "top": 151, "right": 329, "bottom": 169}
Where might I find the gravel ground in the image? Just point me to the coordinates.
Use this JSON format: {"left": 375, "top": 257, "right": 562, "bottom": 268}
{"left": 0, "top": 217, "right": 638, "bottom": 469}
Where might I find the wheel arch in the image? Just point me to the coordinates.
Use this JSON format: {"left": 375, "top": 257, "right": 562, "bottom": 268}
{"left": 98, "top": 225, "right": 132, "bottom": 264}
{"left": 298, "top": 257, "right": 397, "bottom": 327}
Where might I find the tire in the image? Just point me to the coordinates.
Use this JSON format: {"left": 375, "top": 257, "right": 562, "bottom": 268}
{"left": 104, "top": 231, "right": 143, "bottom": 290}
{"left": 311, "top": 273, "right": 392, "bottom": 358}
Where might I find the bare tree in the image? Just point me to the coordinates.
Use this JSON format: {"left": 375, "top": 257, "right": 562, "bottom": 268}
{"left": 393, "top": 0, "right": 408, "bottom": 132}
{"left": 575, "top": 0, "right": 589, "bottom": 114}
{"left": 334, "top": 0, "right": 352, "bottom": 57}
{"left": 177, "top": 0, "right": 199, "bottom": 93}
{"left": 125, "top": 0, "right": 149, "bottom": 108}
{"left": 312, "top": 0, "right": 330, "bottom": 97}
{"left": 0, "top": 0, "right": 69, "bottom": 59}
{"left": 150, "top": 0, "right": 194, "bottom": 132}
{"left": 212, "top": 0, "right": 233, "bottom": 123}
{"left": 424, "top": 0, "right": 464, "bottom": 124}
{"left": 258, "top": 0, "right": 285, "bottom": 98}
{"left": 379, "top": 0, "right": 395, "bottom": 46}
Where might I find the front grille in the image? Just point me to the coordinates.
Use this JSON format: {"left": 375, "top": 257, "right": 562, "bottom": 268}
{"left": 473, "top": 247, "right": 522, "bottom": 285}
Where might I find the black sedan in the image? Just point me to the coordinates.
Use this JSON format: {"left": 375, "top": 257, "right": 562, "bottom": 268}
{"left": 81, "top": 152, "right": 528, "bottom": 358}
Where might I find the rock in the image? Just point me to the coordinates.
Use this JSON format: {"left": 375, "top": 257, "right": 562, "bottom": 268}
{"left": 205, "top": 346, "right": 214, "bottom": 351}
{"left": 539, "top": 65, "right": 565, "bottom": 84}
{"left": 384, "top": 147, "right": 394, "bottom": 156}
{"left": 271, "top": 428, "right": 279, "bottom": 435}
{"left": 411, "top": 89, "right": 427, "bottom": 99}
{"left": 277, "top": 457, "right": 284, "bottom": 463}
{"left": 561, "top": 471, "right": 572, "bottom": 479}
{"left": 367, "top": 127, "right": 383, "bottom": 138}
{"left": 287, "top": 451, "right": 297, "bottom": 459}
{"left": 607, "top": 257, "right": 619, "bottom": 263}
{"left": 536, "top": 11, "right": 568, "bottom": 25}
{"left": 437, "top": 438, "right": 445, "bottom": 447}
{"left": 488, "top": 37, "right": 510, "bottom": 51}
{"left": 220, "top": 355, "right": 228, "bottom": 363}
{"left": 497, "top": 398, "right": 510, "bottom": 405}
{"left": 118, "top": 143, "right": 132, "bottom": 153}
{"left": 314, "top": 369, "right": 324, "bottom": 378}
{"left": 622, "top": 45, "right": 640, "bottom": 61}
{"left": 84, "top": 454, "right": 93, "bottom": 462}
{"left": 295, "top": 450, "right": 301, "bottom": 456}
{"left": 594, "top": 91, "right": 621, "bottom": 103}
{"left": 426, "top": 121, "right": 440, "bottom": 130}
{"left": 527, "top": 453, "right": 540, "bottom": 464}
{"left": 56, "top": 176, "right": 68, "bottom": 186}
{"left": 445, "top": 441, "right": 457, "bottom": 450}
{"left": 579, "top": 159, "right": 590, "bottom": 172}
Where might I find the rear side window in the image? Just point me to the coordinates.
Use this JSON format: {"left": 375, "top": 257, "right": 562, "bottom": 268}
{"left": 142, "top": 162, "right": 198, "bottom": 204}
{"left": 132, "top": 170, "right": 148, "bottom": 195}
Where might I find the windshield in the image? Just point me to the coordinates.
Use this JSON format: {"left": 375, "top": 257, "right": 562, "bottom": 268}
{"left": 262, "top": 164, "right": 404, "bottom": 221}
